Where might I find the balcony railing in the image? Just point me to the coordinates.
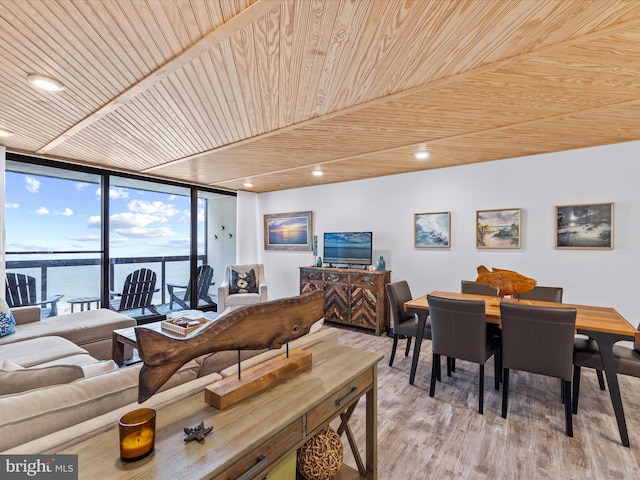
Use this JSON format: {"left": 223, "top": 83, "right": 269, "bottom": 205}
{"left": 5, "top": 254, "right": 208, "bottom": 317}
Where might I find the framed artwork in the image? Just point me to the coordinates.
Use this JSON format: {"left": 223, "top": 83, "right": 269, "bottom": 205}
{"left": 415, "top": 212, "right": 451, "bottom": 248}
{"left": 556, "top": 202, "right": 614, "bottom": 250}
{"left": 263, "top": 211, "right": 313, "bottom": 251}
{"left": 476, "top": 208, "right": 521, "bottom": 249}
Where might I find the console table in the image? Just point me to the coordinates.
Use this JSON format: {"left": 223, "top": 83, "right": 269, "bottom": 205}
{"left": 300, "top": 267, "right": 391, "bottom": 335}
{"left": 60, "top": 341, "right": 383, "bottom": 479}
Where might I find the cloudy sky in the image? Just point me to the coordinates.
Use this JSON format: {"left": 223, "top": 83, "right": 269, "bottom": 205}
{"left": 5, "top": 171, "right": 197, "bottom": 257}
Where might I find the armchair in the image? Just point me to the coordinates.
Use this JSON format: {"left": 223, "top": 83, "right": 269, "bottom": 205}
{"left": 217, "top": 264, "right": 267, "bottom": 312}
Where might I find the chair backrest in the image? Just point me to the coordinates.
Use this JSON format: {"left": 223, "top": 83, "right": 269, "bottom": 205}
{"left": 195, "top": 264, "right": 214, "bottom": 300}
{"left": 500, "top": 302, "right": 576, "bottom": 380}
{"left": 514, "top": 286, "right": 563, "bottom": 303}
{"left": 427, "top": 294, "right": 487, "bottom": 364}
{"left": 5, "top": 273, "right": 37, "bottom": 307}
{"left": 461, "top": 280, "right": 498, "bottom": 296}
{"left": 385, "top": 281, "right": 415, "bottom": 331}
{"left": 117, "top": 268, "right": 157, "bottom": 310}
{"left": 183, "top": 264, "right": 214, "bottom": 302}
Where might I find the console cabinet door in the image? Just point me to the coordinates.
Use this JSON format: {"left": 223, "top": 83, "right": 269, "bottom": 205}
{"left": 324, "top": 271, "right": 349, "bottom": 324}
{"left": 349, "top": 271, "right": 380, "bottom": 330}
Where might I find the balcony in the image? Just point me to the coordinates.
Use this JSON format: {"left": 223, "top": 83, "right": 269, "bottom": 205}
{"left": 5, "top": 254, "right": 216, "bottom": 322}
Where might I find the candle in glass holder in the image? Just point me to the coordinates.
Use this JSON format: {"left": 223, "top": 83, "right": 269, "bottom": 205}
{"left": 118, "top": 408, "right": 156, "bottom": 462}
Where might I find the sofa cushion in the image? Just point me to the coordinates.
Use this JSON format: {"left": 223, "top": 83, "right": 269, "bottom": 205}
{"left": 0, "top": 308, "right": 136, "bottom": 348}
{"left": 81, "top": 360, "right": 119, "bottom": 378}
{"left": 0, "top": 298, "right": 16, "bottom": 337}
{"left": 0, "top": 336, "right": 89, "bottom": 367}
{"left": 230, "top": 268, "right": 258, "bottom": 294}
{"left": 0, "top": 360, "right": 85, "bottom": 395}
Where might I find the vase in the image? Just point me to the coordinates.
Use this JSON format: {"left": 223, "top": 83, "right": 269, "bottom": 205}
{"left": 375, "top": 256, "right": 386, "bottom": 271}
{"left": 316, "top": 257, "right": 323, "bottom": 267}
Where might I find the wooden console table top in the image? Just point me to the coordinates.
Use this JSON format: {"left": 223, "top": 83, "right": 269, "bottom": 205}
{"left": 62, "top": 340, "right": 383, "bottom": 479}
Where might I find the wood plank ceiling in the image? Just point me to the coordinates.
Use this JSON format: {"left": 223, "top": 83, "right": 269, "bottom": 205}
{"left": 1, "top": 0, "right": 640, "bottom": 193}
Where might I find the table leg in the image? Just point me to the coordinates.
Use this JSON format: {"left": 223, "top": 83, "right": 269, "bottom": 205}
{"left": 112, "top": 333, "right": 126, "bottom": 367}
{"left": 409, "top": 309, "right": 429, "bottom": 385}
{"left": 578, "top": 329, "right": 630, "bottom": 447}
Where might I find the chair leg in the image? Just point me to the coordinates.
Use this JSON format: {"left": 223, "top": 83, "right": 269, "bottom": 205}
{"left": 501, "top": 368, "right": 510, "bottom": 418}
{"left": 389, "top": 334, "right": 399, "bottom": 367}
{"left": 451, "top": 358, "right": 456, "bottom": 372}
{"left": 479, "top": 364, "right": 485, "bottom": 414}
{"left": 405, "top": 336, "right": 412, "bottom": 357}
{"left": 494, "top": 350, "right": 501, "bottom": 390}
{"left": 430, "top": 354, "right": 440, "bottom": 397}
{"left": 596, "top": 369, "right": 606, "bottom": 391}
{"left": 446, "top": 357, "right": 453, "bottom": 377}
{"left": 572, "top": 365, "right": 581, "bottom": 415}
{"left": 563, "top": 379, "right": 574, "bottom": 437}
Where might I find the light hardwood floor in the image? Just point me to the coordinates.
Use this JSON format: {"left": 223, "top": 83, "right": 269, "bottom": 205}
{"left": 329, "top": 327, "right": 640, "bottom": 479}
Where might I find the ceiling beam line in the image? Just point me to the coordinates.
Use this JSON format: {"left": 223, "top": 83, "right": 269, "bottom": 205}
{"left": 35, "top": 0, "right": 287, "bottom": 155}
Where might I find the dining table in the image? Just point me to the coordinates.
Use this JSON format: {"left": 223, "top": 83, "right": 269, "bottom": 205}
{"left": 405, "top": 290, "right": 640, "bottom": 447}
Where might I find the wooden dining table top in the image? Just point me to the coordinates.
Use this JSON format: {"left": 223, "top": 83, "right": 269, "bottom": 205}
{"left": 405, "top": 290, "right": 640, "bottom": 343}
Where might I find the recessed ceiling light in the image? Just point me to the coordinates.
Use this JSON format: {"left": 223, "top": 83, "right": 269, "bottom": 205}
{"left": 243, "top": 181, "right": 253, "bottom": 188}
{"left": 414, "top": 151, "right": 430, "bottom": 160}
{"left": 0, "top": 129, "right": 14, "bottom": 137}
{"left": 27, "top": 74, "right": 65, "bottom": 92}
{"left": 312, "top": 170, "right": 324, "bottom": 177}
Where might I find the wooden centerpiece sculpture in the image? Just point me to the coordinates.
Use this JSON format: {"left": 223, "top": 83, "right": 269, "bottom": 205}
{"left": 475, "top": 265, "right": 536, "bottom": 297}
{"left": 135, "top": 290, "right": 325, "bottom": 405}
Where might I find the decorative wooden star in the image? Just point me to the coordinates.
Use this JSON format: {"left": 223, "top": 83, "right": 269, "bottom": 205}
{"left": 183, "top": 422, "right": 213, "bottom": 443}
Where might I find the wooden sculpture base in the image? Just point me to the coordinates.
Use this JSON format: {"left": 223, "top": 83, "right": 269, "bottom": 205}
{"left": 204, "top": 349, "right": 312, "bottom": 409}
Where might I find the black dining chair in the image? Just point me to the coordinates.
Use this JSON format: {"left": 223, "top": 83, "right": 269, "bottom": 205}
{"left": 572, "top": 325, "right": 640, "bottom": 414}
{"left": 461, "top": 280, "right": 498, "bottom": 296}
{"left": 500, "top": 302, "right": 577, "bottom": 437}
{"left": 427, "top": 294, "right": 500, "bottom": 414}
{"left": 385, "top": 281, "right": 432, "bottom": 367}
{"left": 513, "top": 285, "right": 563, "bottom": 303}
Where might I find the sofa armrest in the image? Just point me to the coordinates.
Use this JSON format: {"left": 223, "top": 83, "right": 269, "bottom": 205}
{"left": 259, "top": 284, "right": 268, "bottom": 302}
{"left": 11, "top": 306, "right": 41, "bottom": 325}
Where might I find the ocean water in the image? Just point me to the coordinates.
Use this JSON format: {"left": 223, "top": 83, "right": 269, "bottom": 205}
{"left": 7, "top": 259, "right": 192, "bottom": 315}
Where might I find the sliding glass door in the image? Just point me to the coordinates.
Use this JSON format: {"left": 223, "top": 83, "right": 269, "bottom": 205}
{"left": 5, "top": 154, "right": 236, "bottom": 321}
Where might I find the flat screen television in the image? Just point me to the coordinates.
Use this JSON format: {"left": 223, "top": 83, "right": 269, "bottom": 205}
{"left": 323, "top": 232, "right": 373, "bottom": 267}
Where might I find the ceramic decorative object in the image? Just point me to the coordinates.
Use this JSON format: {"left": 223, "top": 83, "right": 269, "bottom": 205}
{"left": 375, "top": 256, "right": 386, "bottom": 271}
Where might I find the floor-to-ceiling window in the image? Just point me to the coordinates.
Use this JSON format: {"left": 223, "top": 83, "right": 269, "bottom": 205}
{"left": 5, "top": 160, "right": 102, "bottom": 316}
{"left": 4, "top": 153, "right": 236, "bottom": 321}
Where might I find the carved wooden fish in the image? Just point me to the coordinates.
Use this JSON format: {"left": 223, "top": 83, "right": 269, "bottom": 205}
{"left": 135, "top": 290, "right": 325, "bottom": 403}
{"left": 475, "top": 265, "right": 536, "bottom": 297}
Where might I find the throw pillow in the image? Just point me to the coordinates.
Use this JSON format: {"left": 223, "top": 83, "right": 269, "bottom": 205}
{"left": 0, "top": 363, "right": 84, "bottom": 396}
{"left": 0, "top": 297, "right": 16, "bottom": 337}
{"left": 229, "top": 268, "right": 258, "bottom": 294}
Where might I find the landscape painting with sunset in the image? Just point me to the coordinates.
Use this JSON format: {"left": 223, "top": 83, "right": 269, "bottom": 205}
{"left": 264, "top": 211, "right": 313, "bottom": 251}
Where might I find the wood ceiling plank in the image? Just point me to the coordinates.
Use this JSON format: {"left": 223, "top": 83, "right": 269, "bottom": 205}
{"left": 35, "top": 0, "right": 287, "bottom": 155}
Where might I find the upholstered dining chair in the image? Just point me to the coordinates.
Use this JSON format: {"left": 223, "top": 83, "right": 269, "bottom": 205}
{"left": 514, "top": 285, "right": 563, "bottom": 303}
{"left": 217, "top": 264, "right": 267, "bottom": 312}
{"left": 461, "top": 280, "right": 498, "bottom": 296}
{"left": 572, "top": 326, "right": 640, "bottom": 414}
{"left": 500, "top": 302, "right": 577, "bottom": 437}
{"left": 385, "top": 281, "right": 432, "bottom": 367}
{"left": 427, "top": 294, "right": 501, "bottom": 414}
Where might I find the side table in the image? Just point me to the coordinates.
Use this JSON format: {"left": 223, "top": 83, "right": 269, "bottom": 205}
{"left": 68, "top": 296, "right": 101, "bottom": 312}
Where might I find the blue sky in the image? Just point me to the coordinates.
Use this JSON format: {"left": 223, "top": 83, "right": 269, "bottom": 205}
{"left": 5, "top": 172, "right": 200, "bottom": 257}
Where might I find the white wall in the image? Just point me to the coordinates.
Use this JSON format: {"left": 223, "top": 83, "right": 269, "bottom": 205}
{"left": 238, "top": 140, "right": 640, "bottom": 323}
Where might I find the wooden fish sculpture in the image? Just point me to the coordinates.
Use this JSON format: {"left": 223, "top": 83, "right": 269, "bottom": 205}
{"left": 135, "top": 290, "right": 325, "bottom": 403}
{"left": 475, "top": 265, "right": 537, "bottom": 297}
